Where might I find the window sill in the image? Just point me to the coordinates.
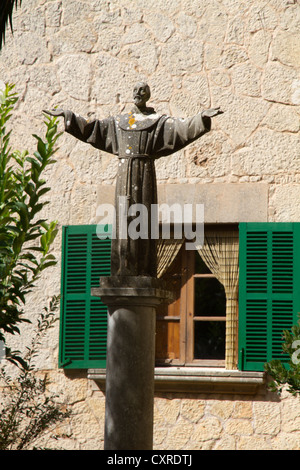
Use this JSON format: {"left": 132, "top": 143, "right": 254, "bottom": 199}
{"left": 88, "top": 367, "right": 266, "bottom": 395}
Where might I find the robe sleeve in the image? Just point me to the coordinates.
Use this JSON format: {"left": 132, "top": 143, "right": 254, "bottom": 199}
{"left": 154, "top": 112, "right": 211, "bottom": 158}
{"left": 64, "top": 110, "right": 117, "bottom": 154}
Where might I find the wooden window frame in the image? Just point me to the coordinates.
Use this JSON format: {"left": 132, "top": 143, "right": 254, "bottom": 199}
{"left": 156, "top": 245, "right": 226, "bottom": 368}
{"left": 183, "top": 249, "right": 226, "bottom": 367}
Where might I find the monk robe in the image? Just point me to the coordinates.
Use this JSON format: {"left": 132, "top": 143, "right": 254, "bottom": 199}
{"left": 64, "top": 106, "right": 211, "bottom": 277}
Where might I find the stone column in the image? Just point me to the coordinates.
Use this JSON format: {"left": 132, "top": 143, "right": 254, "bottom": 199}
{"left": 92, "top": 276, "right": 172, "bottom": 450}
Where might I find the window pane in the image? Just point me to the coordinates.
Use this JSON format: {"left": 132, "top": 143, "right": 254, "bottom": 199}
{"left": 194, "top": 277, "right": 226, "bottom": 317}
{"left": 194, "top": 321, "right": 226, "bottom": 360}
{"left": 195, "top": 253, "right": 211, "bottom": 274}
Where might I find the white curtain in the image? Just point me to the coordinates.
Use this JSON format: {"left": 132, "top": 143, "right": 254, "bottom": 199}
{"left": 197, "top": 231, "right": 239, "bottom": 369}
{"left": 157, "top": 238, "right": 184, "bottom": 278}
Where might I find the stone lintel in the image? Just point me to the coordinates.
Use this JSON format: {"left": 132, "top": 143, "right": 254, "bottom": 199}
{"left": 96, "top": 183, "right": 268, "bottom": 224}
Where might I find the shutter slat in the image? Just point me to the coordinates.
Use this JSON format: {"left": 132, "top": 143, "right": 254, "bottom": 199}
{"left": 245, "top": 231, "right": 268, "bottom": 294}
{"left": 59, "top": 225, "right": 111, "bottom": 369}
{"left": 245, "top": 299, "right": 268, "bottom": 363}
{"left": 239, "top": 223, "right": 300, "bottom": 371}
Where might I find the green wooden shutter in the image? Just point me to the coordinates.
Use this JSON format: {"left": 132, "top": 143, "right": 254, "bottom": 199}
{"left": 238, "top": 223, "right": 300, "bottom": 371}
{"left": 59, "top": 224, "right": 111, "bottom": 369}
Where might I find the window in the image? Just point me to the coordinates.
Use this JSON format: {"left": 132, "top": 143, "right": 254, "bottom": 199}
{"left": 155, "top": 225, "right": 239, "bottom": 368}
{"left": 59, "top": 222, "right": 300, "bottom": 374}
{"left": 155, "top": 247, "right": 227, "bottom": 367}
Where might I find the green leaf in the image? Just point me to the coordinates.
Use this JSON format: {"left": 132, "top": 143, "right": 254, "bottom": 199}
{"left": 46, "top": 124, "right": 57, "bottom": 142}
{"left": 40, "top": 261, "right": 57, "bottom": 270}
{"left": 33, "top": 136, "right": 47, "bottom": 159}
{"left": 36, "top": 187, "right": 50, "bottom": 198}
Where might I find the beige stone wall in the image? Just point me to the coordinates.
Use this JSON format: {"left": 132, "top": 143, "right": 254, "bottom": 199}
{"left": 154, "top": 389, "right": 300, "bottom": 450}
{"left": 1, "top": 0, "right": 300, "bottom": 450}
{"left": 31, "top": 370, "right": 300, "bottom": 451}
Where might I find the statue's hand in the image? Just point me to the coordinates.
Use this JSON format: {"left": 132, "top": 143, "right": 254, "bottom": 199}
{"left": 202, "top": 107, "right": 224, "bottom": 118}
{"left": 43, "top": 108, "right": 65, "bottom": 117}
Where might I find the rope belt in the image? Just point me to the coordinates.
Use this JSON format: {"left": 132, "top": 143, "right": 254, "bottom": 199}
{"left": 118, "top": 154, "right": 150, "bottom": 159}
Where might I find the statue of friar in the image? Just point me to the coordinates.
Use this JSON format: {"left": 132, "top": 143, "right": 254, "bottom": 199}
{"left": 44, "top": 82, "right": 222, "bottom": 278}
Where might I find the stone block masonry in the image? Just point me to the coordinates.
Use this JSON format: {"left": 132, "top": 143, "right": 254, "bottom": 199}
{"left": 1, "top": 0, "right": 300, "bottom": 450}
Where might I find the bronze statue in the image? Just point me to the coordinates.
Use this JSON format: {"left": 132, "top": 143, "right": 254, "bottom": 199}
{"left": 44, "top": 82, "right": 222, "bottom": 277}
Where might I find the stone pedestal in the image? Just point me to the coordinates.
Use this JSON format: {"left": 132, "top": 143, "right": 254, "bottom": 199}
{"left": 92, "top": 276, "right": 173, "bottom": 450}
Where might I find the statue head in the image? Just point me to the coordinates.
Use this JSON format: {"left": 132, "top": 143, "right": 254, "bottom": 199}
{"left": 133, "top": 82, "right": 151, "bottom": 109}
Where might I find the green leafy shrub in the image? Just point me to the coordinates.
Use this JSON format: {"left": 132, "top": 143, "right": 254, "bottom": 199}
{"left": 0, "top": 296, "right": 71, "bottom": 450}
{"left": 0, "top": 83, "right": 62, "bottom": 363}
{"left": 264, "top": 321, "right": 300, "bottom": 397}
{"left": 0, "top": 84, "right": 71, "bottom": 449}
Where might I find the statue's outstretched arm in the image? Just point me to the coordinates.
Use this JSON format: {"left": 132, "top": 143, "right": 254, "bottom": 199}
{"left": 43, "top": 109, "right": 114, "bottom": 152}
{"left": 201, "top": 107, "right": 224, "bottom": 118}
{"left": 43, "top": 108, "right": 66, "bottom": 118}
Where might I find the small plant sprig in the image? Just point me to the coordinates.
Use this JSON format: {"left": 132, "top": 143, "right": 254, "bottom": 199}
{"left": 265, "top": 320, "right": 300, "bottom": 397}
{"left": 0, "top": 296, "right": 71, "bottom": 450}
